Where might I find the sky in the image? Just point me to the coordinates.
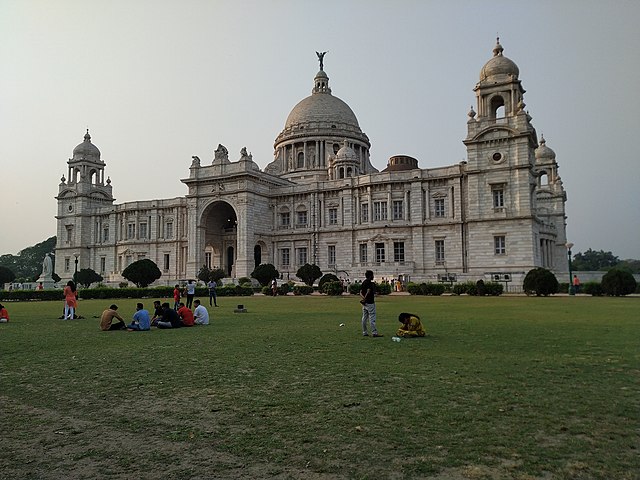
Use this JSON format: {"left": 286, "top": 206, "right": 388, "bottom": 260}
{"left": 1, "top": 0, "right": 639, "bottom": 259}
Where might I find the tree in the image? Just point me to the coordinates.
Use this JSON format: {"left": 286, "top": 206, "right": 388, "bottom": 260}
{"left": 601, "top": 268, "right": 637, "bottom": 296}
{"left": 121, "top": 259, "right": 162, "bottom": 287}
{"left": 75, "top": 268, "right": 103, "bottom": 288}
{"left": 0, "top": 266, "right": 16, "bottom": 286}
{"left": 251, "top": 263, "right": 279, "bottom": 287}
{"left": 318, "top": 273, "right": 340, "bottom": 291}
{"left": 572, "top": 249, "right": 619, "bottom": 271}
{"left": 0, "top": 236, "right": 57, "bottom": 280}
{"left": 296, "top": 263, "right": 322, "bottom": 287}
{"left": 618, "top": 259, "right": 640, "bottom": 274}
{"left": 198, "top": 266, "right": 227, "bottom": 283}
{"left": 523, "top": 267, "right": 559, "bottom": 296}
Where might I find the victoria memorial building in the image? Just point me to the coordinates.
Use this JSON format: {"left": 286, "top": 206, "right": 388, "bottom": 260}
{"left": 55, "top": 41, "right": 568, "bottom": 288}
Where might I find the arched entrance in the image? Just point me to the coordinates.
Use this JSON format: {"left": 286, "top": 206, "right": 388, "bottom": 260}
{"left": 254, "top": 245, "right": 261, "bottom": 268}
{"left": 202, "top": 201, "right": 237, "bottom": 278}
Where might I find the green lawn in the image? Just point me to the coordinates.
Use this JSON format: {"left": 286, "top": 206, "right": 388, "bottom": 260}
{"left": 1, "top": 295, "right": 638, "bottom": 479}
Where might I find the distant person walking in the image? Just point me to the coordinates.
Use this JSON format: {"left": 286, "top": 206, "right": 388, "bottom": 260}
{"left": 360, "top": 270, "right": 382, "bottom": 337}
{"left": 573, "top": 275, "right": 581, "bottom": 294}
{"left": 208, "top": 279, "right": 218, "bottom": 307}
{"left": 63, "top": 280, "right": 77, "bottom": 320}
{"left": 184, "top": 280, "right": 196, "bottom": 309}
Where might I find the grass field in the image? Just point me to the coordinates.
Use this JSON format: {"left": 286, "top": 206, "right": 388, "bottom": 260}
{"left": 1, "top": 294, "right": 638, "bottom": 479}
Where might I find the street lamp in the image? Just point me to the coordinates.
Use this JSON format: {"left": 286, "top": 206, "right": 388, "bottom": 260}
{"left": 73, "top": 252, "right": 79, "bottom": 282}
{"left": 565, "top": 242, "right": 574, "bottom": 295}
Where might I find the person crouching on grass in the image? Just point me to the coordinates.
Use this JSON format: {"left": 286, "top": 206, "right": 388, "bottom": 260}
{"left": 396, "top": 312, "right": 426, "bottom": 338}
{"left": 0, "top": 304, "right": 9, "bottom": 323}
{"left": 100, "top": 305, "right": 126, "bottom": 331}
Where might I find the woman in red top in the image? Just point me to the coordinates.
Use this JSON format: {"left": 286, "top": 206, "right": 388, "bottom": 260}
{"left": 173, "top": 284, "right": 181, "bottom": 310}
{"left": 0, "top": 304, "right": 9, "bottom": 323}
{"left": 63, "top": 280, "right": 77, "bottom": 320}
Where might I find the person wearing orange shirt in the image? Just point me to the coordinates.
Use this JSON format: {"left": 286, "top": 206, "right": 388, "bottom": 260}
{"left": 63, "top": 280, "right": 77, "bottom": 320}
{"left": 0, "top": 304, "right": 9, "bottom": 323}
{"left": 177, "top": 302, "right": 195, "bottom": 327}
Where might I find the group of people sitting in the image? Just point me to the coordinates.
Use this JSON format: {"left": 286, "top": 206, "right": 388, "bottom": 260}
{"left": 99, "top": 299, "right": 210, "bottom": 331}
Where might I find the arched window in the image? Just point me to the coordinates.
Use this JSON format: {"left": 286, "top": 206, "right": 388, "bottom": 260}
{"left": 339, "top": 167, "right": 345, "bottom": 179}
{"left": 539, "top": 172, "right": 549, "bottom": 187}
{"left": 297, "top": 152, "right": 304, "bottom": 168}
{"left": 347, "top": 167, "right": 353, "bottom": 177}
{"left": 490, "top": 95, "right": 505, "bottom": 119}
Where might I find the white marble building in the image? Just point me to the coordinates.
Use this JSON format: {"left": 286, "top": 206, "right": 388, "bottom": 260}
{"left": 55, "top": 41, "right": 568, "bottom": 288}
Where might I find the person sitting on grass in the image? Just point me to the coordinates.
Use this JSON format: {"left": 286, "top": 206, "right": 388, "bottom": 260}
{"left": 396, "top": 312, "right": 426, "bottom": 338}
{"left": 127, "top": 303, "right": 151, "bottom": 331}
{"left": 150, "top": 300, "right": 163, "bottom": 327}
{"left": 193, "top": 299, "right": 209, "bottom": 325}
{"left": 177, "top": 302, "right": 195, "bottom": 327}
{"left": 100, "top": 304, "right": 126, "bottom": 331}
{"left": 156, "top": 302, "right": 183, "bottom": 329}
{"left": 0, "top": 304, "right": 9, "bottom": 323}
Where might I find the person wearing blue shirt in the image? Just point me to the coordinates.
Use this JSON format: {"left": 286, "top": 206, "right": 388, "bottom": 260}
{"left": 127, "top": 303, "right": 151, "bottom": 331}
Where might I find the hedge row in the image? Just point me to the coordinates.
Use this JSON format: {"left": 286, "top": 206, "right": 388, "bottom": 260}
{"left": 0, "top": 285, "right": 253, "bottom": 302}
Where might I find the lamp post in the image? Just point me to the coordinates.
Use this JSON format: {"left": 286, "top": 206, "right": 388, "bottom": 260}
{"left": 73, "top": 253, "right": 79, "bottom": 283}
{"left": 565, "top": 242, "right": 574, "bottom": 295}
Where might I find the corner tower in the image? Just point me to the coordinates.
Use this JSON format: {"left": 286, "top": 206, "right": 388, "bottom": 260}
{"left": 55, "top": 131, "right": 114, "bottom": 280}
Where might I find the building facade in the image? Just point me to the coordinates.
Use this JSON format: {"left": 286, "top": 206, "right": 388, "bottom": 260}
{"left": 55, "top": 41, "right": 568, "bottom": 287}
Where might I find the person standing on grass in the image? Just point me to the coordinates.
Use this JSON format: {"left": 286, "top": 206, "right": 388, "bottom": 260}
{"left": 184, "top": 280, "right": 196, "bottom": 309}
{"left": 360, "top": 270, "right": 382, "bottom": 337}
{"left": 173, "top": 284, "right": 181, "bottom": 310}
{"left": 573, "top": 274, "right": 581, "bottom": 294}
{"left": 177, "top": 302, "right": 195, "bottom": 327}
{"left": 63, "top": 280, "right": 77, "bottom": 320}
{"left": 0, "top": 304, "right": 9, "bottom": 323}
{"left": 127, "top": 303, "right": 151, "bottom": 331}
{"left": 157, "top": 302, "right": 183, "bottom": 329}
{"left": 100, "top": 305, "right": 126, "bottom": 331}
{"left": 193, "top": 299, "right": 209, "bottom": 325}
{"left": 208, "top": 279, "right": 218, "bottom": 307}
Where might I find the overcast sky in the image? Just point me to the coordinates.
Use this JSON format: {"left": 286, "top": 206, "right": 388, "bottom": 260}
{"left": 1, "top": 0, "right": 639, "bottom": 259}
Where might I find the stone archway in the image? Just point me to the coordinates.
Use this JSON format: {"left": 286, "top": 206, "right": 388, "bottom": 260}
{"left": 202, "top": 201, "right": 237, "bottom": 278}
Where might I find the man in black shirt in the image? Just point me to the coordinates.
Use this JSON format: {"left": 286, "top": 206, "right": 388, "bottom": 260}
{"left": 360, "top": 270, "right": 382, "bottom": 337}
{"left": 157, "top": 302, "right": 183, "bottom": 329}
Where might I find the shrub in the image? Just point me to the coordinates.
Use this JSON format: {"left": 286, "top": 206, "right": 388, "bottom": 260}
{"left": 251, "top": 264, "right": 279, "bottom": 287}
{"left": 322, "top": 281, "right": 343, "bottom": 296}
{"left": 523, "top": 268, "right": 559, "bottom": 296}
{"left": 452, "top": 282, "right": 477, "bottom": 296}
{"left": 238, "top": 277, "right": 251, "bottom": 285}
{"left": 293, "top": 285, "right": 313, "bottom": 295}
{"left": 121, "top": 259, "right": 162, "bottom": 288}
{"left": 119, "top": 282, "right": 129, "bottom": 288}
{"left": 376, "top": 282, "right": 392, "bottom": 296}
{"left": 349, "top": 282, "right": 362, "bottom": 295}
{"left": 483, "top": 282, "right": 504, "bottom": 296}
{"left": 75, "top": 268, "right": 103, "bottom": 288}
{"left": 318, "top": 273, "right": 340, "bottom": 291}
{"left": 601, "top": 269, "right": 637, "bottom": 296}
{"left": 296, "top": 264, "right": 322, "bottom": 287}
{"left": 583, "top": 281, "right": 603, "bottom": 296}
{"left": 278, "top": 283, "right": 291, "bottom": 295}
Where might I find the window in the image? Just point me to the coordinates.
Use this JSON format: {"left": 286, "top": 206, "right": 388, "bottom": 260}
{"left": 125, "top": 255, "right": 132, "bottom": 267}
{"left": 494, "top": 236, "right": 506, "bottom": 255}
{"left": 66, "top": 226, "right": 73, "bottom": 244}
{"left": 281, "top": 248, "right": 290, "bottom": 267}
{"left": 375, "top": 242, "right": 385, "bottom": 263}
{"left": 373, "top": 201, "right": 387, "bottom": 221}
{"left": 100, "top": 257, "right": 106, "bottom": 273}
{"left": 280, "top": 211, "right": 290, "bottom": 227}
{"left": 394, "top": 242, "right": 405, "bottom": 263}
{"left": 359, "top": 243, "right": 368, "bottom": 263}
{"left": 435, "top": 240, "right": 445, "bottom": 265}
{"left": 328, "top": 245, "right": 336, "bottom": 265}
{"left": 297, "top": 152, "right": 304, "bottom": 168}
{"left": 166, "top": 222, "right": 174, "bottom": 239}
{"left": 127, "top": 223, "right": 135, "bottom": 240}
{"left": 296, "top": 210, "right": 307, "bottom": 226}
{"left": 139, "top": 222, "right": 147, "bottom": 239}
{"left": 392, "top": 200, "right": 403, "bottom": 220}
{"left": 328, "top": 208, "right": 338, "bottom": 225}
{"left": 492, "top": 187, "right": 505, "bottom": 209}
{"left": 205, "top": 252, "right": 212, "bottom": 269}
{"left": 297, "top": 247, "right": 307, "bottom": 265}
{"left": 103, "top": 225, "right": 109, "bottom": 242}
{"left": 64, "top": 258, "right": 70, "bottom": 272}
{"left": 163, "top": 254, "right": 170, "bottom": 271}
{"left": 434, "top": 198, "right": 445, "bottom": 217}
{"left": 361, "top": 203, "right": 369, "bottom": 223}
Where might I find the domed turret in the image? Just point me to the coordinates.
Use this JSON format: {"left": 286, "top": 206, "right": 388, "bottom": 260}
{"left": 479, "top": 38, "right": 520, "bottom": 82}
{"left": 535, "top": 135, "right": 556, "bottom": 160}
{"left": 72, "top": 129, "right": 101, "bottom": 161}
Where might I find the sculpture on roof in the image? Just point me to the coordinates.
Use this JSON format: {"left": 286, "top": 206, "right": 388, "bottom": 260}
{"left": 316, "top": 51, "right": 327, "bottom": 71}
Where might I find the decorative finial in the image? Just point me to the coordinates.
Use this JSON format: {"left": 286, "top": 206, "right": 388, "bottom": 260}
{"left": 316, "top": 51, "right": 327, "bottom": 71}
{"left": 493, "top": 36, "right": 504, "bottom": 57}
{"left": 106, "top": 176, "right": 111, "bottom": 185}
{"left": 84, "top": 128, "right": 91, "bottom": 141}
{"left": 540, "top": 134, "right": 546, "bottom": 145}
{"left": 468, "top": 106, "right": 476, "bottom": 118}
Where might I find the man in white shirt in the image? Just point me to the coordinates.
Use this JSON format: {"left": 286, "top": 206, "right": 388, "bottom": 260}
{"left": 193, "top": 299, "right": 209, "bottom": 325}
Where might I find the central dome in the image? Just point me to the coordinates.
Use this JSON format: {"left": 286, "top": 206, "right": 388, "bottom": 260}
{"left": 285, "top": 86, "right": 360, "bottom": 130}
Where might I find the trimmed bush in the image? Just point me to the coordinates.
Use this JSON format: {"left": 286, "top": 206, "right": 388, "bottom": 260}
{"left": 601, "top": 269, "right": 637, "bottom": 296}
{"left": 349, "top": 282, "right": 362, "bottom": 295}
{"left": 523, "top": 268, "right": 559, "bottom": 296}
{"left": 322, "top": 281, "right": 344, "bottom": 296}
{"left": 483, "top": 282, "right": 504, "bottom": 296}
{"left": 318, "top": 273, "right": 340, "bottom": 291}
{"left": 278, "top": 283, "right": 291, "bottom": 295}
{"left": 583, "top": 282, "right": 604, "bottom": 296}
{"left": 405, "top": 282, "right": 446, "bottom": 296}
{"left": 293, "top": 285, "right": 313, "bottom": 295}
